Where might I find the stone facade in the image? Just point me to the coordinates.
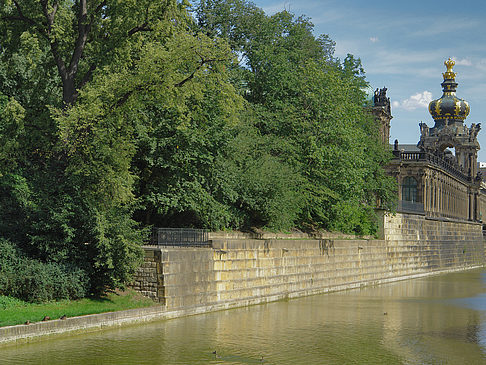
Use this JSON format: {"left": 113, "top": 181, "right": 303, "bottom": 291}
{"left": 380, "top": 59, "right": 483, "bottom": 222}
{"left": 387, "top": 153, "right": 478, "bottom": 220}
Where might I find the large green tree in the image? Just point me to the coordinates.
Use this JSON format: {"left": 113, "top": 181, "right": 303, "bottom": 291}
{"left": 195, "top": 0, "right": 395, "bottom": 234}
{"left": 0, "top": 0, "right": 395, "bottom": 304}
{"left": 0, "top": 0, "right": 191, "bottom": 296}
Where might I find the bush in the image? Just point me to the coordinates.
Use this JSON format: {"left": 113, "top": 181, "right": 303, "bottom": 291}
{"left": 0, "top": 238, "right": 89, "bottom": 303}
{"left": 0, "top": 295, "right": 26, "bottom": 309}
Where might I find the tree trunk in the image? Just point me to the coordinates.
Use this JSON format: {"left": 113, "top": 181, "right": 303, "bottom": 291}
{"left": 62, "top": 76, "right": 77, "bottom": 107}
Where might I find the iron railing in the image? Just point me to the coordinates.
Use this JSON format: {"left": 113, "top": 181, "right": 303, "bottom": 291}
{"left": 150, "top": 228, "right": 209, "bottom": 247}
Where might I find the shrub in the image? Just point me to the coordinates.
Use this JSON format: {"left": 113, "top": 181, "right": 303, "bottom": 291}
{"left": 0, "top": 238, "right": 88, "bottom": 303}
{"left": 0, "top": 295, "right": 26, "bottom": 309}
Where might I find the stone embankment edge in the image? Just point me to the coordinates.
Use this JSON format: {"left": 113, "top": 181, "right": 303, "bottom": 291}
{"left": 1, "top": 264, "right": 483, "bottom": 347}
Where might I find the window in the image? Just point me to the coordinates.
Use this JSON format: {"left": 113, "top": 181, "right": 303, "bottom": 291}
{"left": 402, "top": 176, "right": 418, "bottom": 202}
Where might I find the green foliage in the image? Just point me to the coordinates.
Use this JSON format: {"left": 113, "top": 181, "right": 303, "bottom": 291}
{"left": 195, "top": 0, "right": 396, "bottom": 234}
{"left": 0, "top": 0, "right": 396, "bottom": 303}
{"left": 87, "top": 208, "right": 147, "bottom": 293}
{"left": 0, "top": 0, "right": 153, "bottom": 298}
{"left": 0, "top": 170, "right": 145, "bottom": 296}
{"left": 213, "top": 113, "right": 304, "bottom": 229}
{"left": 0, "top": 94, "right": 25, "bottom": 174}
{"left": 0, "top": 238, "right": 88, "bottom": 303}
{"left": 0, "top": 295, "right": 26, "bottom": 310}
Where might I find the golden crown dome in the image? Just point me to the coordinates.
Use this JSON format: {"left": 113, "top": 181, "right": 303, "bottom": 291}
{"left": 428, "top": 58, "right": 470, "bottom": 122}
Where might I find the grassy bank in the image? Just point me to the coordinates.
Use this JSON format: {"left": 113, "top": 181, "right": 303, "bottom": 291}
{"left": 0, "top": 290, "right": 155, "bottom": 327}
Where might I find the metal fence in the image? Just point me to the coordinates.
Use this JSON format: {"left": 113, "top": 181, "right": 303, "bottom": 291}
{"left": 150, "top": 228, "right": 210, "bottom": 247}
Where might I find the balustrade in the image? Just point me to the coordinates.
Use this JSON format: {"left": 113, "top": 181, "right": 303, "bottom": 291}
{"left": 394, "top": 151, "right": 470, "bottom": 182}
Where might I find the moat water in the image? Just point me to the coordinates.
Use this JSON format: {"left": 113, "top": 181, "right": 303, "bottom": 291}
{"left": 2, "top": 269, "right": 486, "bottom": 364}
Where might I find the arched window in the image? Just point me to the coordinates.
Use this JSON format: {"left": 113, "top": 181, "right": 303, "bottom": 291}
{"left": 402, "top": 176, "right": 418, "bottom": 202}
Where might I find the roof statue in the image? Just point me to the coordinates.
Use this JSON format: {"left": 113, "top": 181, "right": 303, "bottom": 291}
{"left": 373, "top": 87, "right": 391, "bottom": 114}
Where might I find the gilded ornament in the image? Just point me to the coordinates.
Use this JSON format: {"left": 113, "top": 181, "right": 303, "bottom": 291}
{"left": 454, "top": 100, "right": 461, "bottom": 116}
{"left": 443, "top": 58, "right": 456, "bottom": 80}
{"left": 435, "top": 99, "right": 442, "bottom": 116}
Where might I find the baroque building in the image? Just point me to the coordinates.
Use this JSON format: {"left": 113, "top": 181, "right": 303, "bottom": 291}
{"left": 378, "top": 59, "right": 483, "bottom": 222}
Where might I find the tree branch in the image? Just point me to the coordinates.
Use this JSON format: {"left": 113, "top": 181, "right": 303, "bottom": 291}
{"left": 175, "top": 54, "right": 228, "bottom": 88}
{"left": 68, "top": 0, "right": 90, "bottom": 78}
{"left": 93, "top": 0, "right": 107, "bottom": 18}
{"left": 4, "top": 0, "right": 44, "bottom": 34}
{"left": 1, "top": 15, "right": 35, "bottom": 26}
{"left": 128, "top": 4, "right": 153, "bottom": 36}
{"left": 46, "top": 1, "right": 59, "bottom": 26}
{"left": 38, "top": 0, "right": 67, "bottom": 83}
{"left": 128, "top": 23, "right": 153, "bottom": 36}
{"left": 68, "top": 1, "right": 106, "bottom": 90}
{"left": 12, "top": 0, "right": 33, "bottom": 23}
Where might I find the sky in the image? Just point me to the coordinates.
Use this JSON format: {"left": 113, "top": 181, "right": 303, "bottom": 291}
{"left": 253, "top": 0, "right": 486, "bottom": 160}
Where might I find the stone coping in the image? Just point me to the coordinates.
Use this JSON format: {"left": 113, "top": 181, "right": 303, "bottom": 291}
{"left": 208, "top": 231, "right": 371, "bottom": 240}
{"left": 424, "top": 216, "right": 483, "bottom": 225}
{"left": 0, "top": 306, "right": 166, "bottom": 346}
{"left": 385, "top": 210, "right": 483, "bottom": 226}
{"left": 1, "top": 265, "right": 483, "bottom": 347}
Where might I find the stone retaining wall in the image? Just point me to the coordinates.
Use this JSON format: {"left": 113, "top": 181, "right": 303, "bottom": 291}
{"left": 130, "top": 250, "right": 164, "bottom": 303}
{"left": 133, "top": 213, "right": 485, "bottom": 310}
{"left": 3, "top": 212, "right": 484, "bottom": 345}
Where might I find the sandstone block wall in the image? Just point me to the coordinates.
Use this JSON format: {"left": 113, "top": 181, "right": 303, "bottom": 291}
{"left": 384, "top": 213, "right": 484, "bottom": 270}
{"left": 130, "top": 249, "right": 165, "bottom": 303}
{"left": 131, "top": 213, "right": 485, "bottom": 310}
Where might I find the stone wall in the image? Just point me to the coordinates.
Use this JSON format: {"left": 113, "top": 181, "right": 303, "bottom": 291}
{"left": 130, "top": 249, "right": 164, "bottom": 303}
{"left": 131, "top": 213, "right": 485, "bottom": 310}
{"left": 383, "top": 213, "right": 484, "bottom": 269}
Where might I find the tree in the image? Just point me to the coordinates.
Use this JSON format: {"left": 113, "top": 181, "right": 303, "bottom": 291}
{"left": 1, "top": 0, "right": 183, "bottom": 106}
{"left": 0, "top": 0, "right": 396, "bottom": 304}
{"left": 195, "top": 1, "right": 396, "bottom": 234}
{"left": 0, "top": 0, "right": 193, "bottom": 296}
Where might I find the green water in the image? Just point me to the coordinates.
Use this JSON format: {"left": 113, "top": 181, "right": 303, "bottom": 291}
{"left": 2, "top": 269, "right": 486, "bottom": 364}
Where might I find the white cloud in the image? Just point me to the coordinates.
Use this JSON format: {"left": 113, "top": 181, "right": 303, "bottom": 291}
{"left": 369, "top": 37, "right": 379, "bottom": 43}
{"left": 393, "top": 91, "right": 433, "bottom": 111}
{"left": 454, "top": 58, "right": 473, "bottom": 66}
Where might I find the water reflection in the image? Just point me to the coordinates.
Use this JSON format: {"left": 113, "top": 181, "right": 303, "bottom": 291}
{"left": 1, "top": 269, "right": 486, "bottom": 364}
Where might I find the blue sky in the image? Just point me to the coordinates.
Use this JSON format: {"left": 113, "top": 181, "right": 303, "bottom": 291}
{"left": 253, "top": 0, "right": 486, "bottom": 160}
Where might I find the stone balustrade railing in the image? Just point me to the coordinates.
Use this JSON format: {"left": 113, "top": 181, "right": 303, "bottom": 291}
{"left": 393, "top": 150, "right": 471, "bottom": 182}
